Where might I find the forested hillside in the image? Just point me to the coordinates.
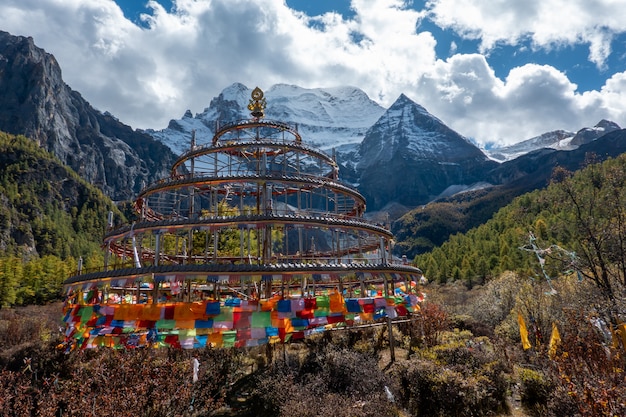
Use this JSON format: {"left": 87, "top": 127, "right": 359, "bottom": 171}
{"left": 416, "top": 153, "right": 626, "bottom": 315}
{"left": 0, "top": 132, "right": 124, "bottom": 307}
{"left": 395, "top": 129, "right": 626, "bottom": 258}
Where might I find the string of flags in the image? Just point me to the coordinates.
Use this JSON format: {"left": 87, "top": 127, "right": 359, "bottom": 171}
{"left": 62, "top": 292, "right": 424, "bottom": 350}
{"left": 517, "top": 232, "right": 626, "bottom": 355}
{"left": 519, "top": 231, "right": 581, "bottom": 295}
{"left": 518, "top": 312, "right": 626, "bottom": 356}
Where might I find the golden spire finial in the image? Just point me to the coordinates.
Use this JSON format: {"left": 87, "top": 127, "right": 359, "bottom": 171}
{"left": 247, "top": 86, "right": 266, "bottom": 119}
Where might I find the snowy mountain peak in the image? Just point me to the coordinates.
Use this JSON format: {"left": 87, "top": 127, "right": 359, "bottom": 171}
{"left": 595, "top": 119, "right": 620, "bottom": 130}
{"left": 383, "top": 94, "right": 450, "bottom": 133}
{"left": 358, "top": 93, "right": 487, "bottom": 170}
{"left": 264, "top": 84, "right": 385, "bottom": 128}
{"left": 485, "top": 119, "right": 622, "bottom": 162}
{"left": 218, "top": 82, "right": 250, "bottom": 103}
{"left": 355, "top": 93, "right": 496, "bottom": 210}
{"left": 392, "top": 93, "right": 427, "bottom": 113}
{"left": 570, "top": 119, "right": 621, "bottom": 146}
{"left": 148, "top": 83, "right": 385, "bottom": 155}
{"left": 486, "top": 129, "right": 575, "bottom": 162}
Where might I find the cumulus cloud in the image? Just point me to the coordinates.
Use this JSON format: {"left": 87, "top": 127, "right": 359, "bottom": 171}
{"left": 426, "top": 0, "right": 626, "bottom": 69}
{"left": 0, "top": 0, "right": 625, "bottom": 147}
{"left": 412, "top": 54, "right": 626, "bottom": 145}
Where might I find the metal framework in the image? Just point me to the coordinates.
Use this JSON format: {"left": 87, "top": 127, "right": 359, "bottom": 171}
{"left": 62, "top": 88, "right": 423, "bottom": 349}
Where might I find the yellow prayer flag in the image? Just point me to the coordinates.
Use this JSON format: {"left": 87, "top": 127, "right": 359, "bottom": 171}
{"left": 548, "top": 322, "right": 561, "bottom": 359}
{"left": 208, "top": 331, "right": 223, "bottom": 347}
{"left": 517, "top": 313, "right": 532, "bottom": 350}
{"left": 77, "top": 289, "right": 85, "bottom": 305}
{"left": 329, "top": 290, "right": 346, "bottom": 313}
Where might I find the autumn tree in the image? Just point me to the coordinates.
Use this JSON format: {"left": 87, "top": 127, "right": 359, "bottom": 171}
{"left": 551, "top": 157, "right": 626, "bottom": 323}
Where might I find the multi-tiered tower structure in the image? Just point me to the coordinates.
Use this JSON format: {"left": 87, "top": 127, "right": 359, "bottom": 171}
{"left": 63, "top": 88, "right": 423, "bottom": 349}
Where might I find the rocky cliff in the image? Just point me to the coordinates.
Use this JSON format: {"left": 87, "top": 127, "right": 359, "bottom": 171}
{"left": 0, "top": 31, "right": 177, "bottom": 201}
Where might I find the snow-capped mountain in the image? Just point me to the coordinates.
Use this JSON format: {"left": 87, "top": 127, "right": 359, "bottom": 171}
{"left": 147, "top": 83, "right": 386, "bottom": 156}
{"left": 485, "top": 130, "right": 575, "bottom": 162}
{"left": 6, "top": 29, "right": 626, "bottom": 260}
{"left": 358, "top": 94, "right": 485, "bottom": 165}
{"left": 149, "top": 86, "right": 501, "bottom": 211}
{"left": 570, "top": 119, "right": 621, "bottom": 146}
{"left": 354, "top": 94, "right": 498, "bottom": 209}
{"left": 485, "top": 120, "right": 621, "bottom": 162}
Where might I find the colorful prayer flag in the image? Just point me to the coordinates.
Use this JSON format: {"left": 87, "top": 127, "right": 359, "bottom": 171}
{"left": 548, "top": 322, "right": 561, "bottom": 359}
{"left": 517, "top": 313, "right": 532, "bottom": 350}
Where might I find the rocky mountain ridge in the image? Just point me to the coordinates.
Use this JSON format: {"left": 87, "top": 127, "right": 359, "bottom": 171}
{"left": 152, "top": 83, "right": 622, "bottom": 214}
{"left": 393, "top": 127, "right": 626, "bottom": 257}
{"left": 354, "top": 93, "right": 498, "bottom": 210}
{"left": 149, "top": 82, "right": 386, "bottom": 156}
{"left": 485, "top": 119, "right": 621, "bottom": 162}
{"left": 0, "top": 31, "right": 177, "bottom": 201}
{"left": 150, "top": 84, "right": 502, "bottom": 211}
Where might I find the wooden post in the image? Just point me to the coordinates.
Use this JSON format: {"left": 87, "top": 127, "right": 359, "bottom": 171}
{"left": 383, "top": 274, "right": 389, "bottom": 297}
{"left": 387, "top": 316, "right": 396, "bottom": 363}
{"left": 152, "top": 275, "right": 158, "bottom": 304}
{"left": 360, "top": 273, "right": 366, "bottom": 297}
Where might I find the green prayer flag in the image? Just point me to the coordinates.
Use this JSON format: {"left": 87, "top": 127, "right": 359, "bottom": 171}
{"left": 214, "top": 307, "right": 234, "bottom": 322}
{"left": 179, "top": 329, "right": 197, "bottom": 338}
{"left": 316, "top": 295, "right": 330, "bottom": 308}
{"left": 222, "top": 330, "right": 237, "bottom": 347}
{"left": 79, "top": 306, "right": 94, "bottom": 322}
{"left": 251, "top": 311, "right": 271, "bottom": 328}
{"left": 156, "top": 319, "right": 176, "bottom": 329}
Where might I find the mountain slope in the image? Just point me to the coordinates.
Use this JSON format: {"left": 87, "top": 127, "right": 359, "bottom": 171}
{"left": 569, "top": 119, "right": 620, "bottom": 146}
{"left": 0, "top": 131, "right": 123, "bottom": 258}
{"left": 355, "top": 94, "right": 498, "bottom": 210}
{"left": 395, "top": 128, "right": 626, "bottom": 258}
{"left": 413, "top": 146, "right": 626, "bottom": 298}
{"left": 0, "top": 31, "right": 177, "bottom": 201}
{"left": 485, "top": 120, "right": 621, "bottom": 162}
{"left": 485, "top": 130, "right": 575, "bottom": 162}
{"left": 149, "top": 82, "right": 386, "bottom": 155}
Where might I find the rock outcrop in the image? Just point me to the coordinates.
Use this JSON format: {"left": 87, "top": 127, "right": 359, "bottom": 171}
{"left": 0, "top": 31, "right": 177, "bottom": 201}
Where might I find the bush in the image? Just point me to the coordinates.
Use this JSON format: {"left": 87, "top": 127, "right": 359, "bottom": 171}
{"left": 0, "top": 303, "right": 63, "bottom": 352}
{"left": 416, "top": 302, "right": 450, "bottom": 348}
{"left": 544, "top": 310, "right": 626, "bottom": 417}
{"left": 391, "top": 358, "right": 508, "bottom": 417}
{"left": 391, "top": 335, "right": 509, "bottom": 417}
{"left": 449, "top": 314, "right": 494, "bottom": 338}
{"left": 249, "top": 340, "right": 397, "bottom": 417}
{"left": 0, "top": 344, "right": 244, "bottom": 416}
{"left": 517, "top": 367, "right": 554, "bottom": 414}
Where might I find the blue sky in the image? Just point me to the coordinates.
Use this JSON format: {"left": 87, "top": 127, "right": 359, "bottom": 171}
{"left": 2, "top": 0, "right": 626, "bottom": 146}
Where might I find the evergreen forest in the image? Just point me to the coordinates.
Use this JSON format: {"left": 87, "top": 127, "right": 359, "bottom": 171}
{"left": 415, "top": 153, "right": 626, "bottom": 317}
{"left": 0, "top": 132, "right": 123, "bottom": 307}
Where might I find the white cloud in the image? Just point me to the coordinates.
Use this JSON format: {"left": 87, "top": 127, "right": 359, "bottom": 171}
{"left": 0, "top": 0, "right": 625, "bottom": 147}
{"left": 409, "top": 55, "right": 626, "bottom": 145}
{"left": 426, "top": 0, "right": 626, "bottom": 69}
